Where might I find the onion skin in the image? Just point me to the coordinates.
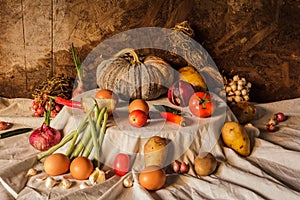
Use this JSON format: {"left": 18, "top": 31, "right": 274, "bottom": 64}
{"left": 168, "top": 80, "right": 195, "bottom": 107}
{"left": 29, "top": 123, "right": 61, "bottom": 151}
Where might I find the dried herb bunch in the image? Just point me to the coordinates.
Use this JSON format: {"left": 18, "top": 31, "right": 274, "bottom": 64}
{"left": 31, "top": 74, "right": 74, "bottom": 117}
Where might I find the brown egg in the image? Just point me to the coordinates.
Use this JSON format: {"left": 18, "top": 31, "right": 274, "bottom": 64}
{"left": 44, "top": 153, "right": 70, "bottom": 176}
{"left": 138, "top": 165, "right": 166, "bottom": 190}
{"left": 70, "top": 157, "right": 94, "bottom": 180}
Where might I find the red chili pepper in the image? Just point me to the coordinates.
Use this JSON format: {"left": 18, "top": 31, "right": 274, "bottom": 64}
{"left": 160, "top": 112, "right": 187, "bottom": 127}
{"left": 53, "top": 96, "right": 82, "bottom": 109}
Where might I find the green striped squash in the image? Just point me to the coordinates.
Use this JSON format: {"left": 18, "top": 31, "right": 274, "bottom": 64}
{"left": 96, "top": 49, "right": 175, "bottom": 100}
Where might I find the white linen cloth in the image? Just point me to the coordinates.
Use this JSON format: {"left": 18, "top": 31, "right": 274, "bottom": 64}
{"left": 0, "top": 96, "right": 299, "bottom": 200}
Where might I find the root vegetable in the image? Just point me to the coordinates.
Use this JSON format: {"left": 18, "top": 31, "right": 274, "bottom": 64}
{"left": 160, "top": 112, "right": 187, "bottom": 127}
{"left": 194, "top": 152, "right": 217, "bottom": 176}
{"left": 144, "top": 136, "right": 168, "bottom": 167}
{"left": 221, "top": 121, "right": 251, "bottom": 156}
{"left": 29, "top": 100, "right": 62, "bottom": 151}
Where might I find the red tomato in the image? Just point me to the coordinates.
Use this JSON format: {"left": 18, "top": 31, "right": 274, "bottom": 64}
{"left": 114, "top": 153, "right": 130, "bottom": 176}
{"left": 128, "top": 110, "right": 148, "bottom": 127}
{"left": 188, "top": 92, "right": 215, "bottom": 117}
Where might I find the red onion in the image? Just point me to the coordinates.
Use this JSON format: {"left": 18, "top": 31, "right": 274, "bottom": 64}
{"left": 168, "top": 80, "right": 195, "bottom": 107}
{"left": 274, "top": 112, "right": 285, "bottom": 122}
{"left": 179, "top": 161, "right": 189, "bottom": 173}
{"left": 29, "top": 99, "right": 61, "bottom": 151}
{"left": 29, "top": 123, "right": 61, "bottom": 151}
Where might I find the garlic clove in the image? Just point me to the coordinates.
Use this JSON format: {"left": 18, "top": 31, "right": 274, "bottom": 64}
{"left": 243, "top": 95, "right": 250, "bottom": 101}
{"left": 237, "top": 84, "right": 243, "bottom": 91}
{"left": 79, "top": 182, "right": 90, "bottom": 189}
{"left": 228, "top": 91, "right": 235, "bottom": 96}
{"left": 123, "top": 175, "right": 134, "bottom": 188}
{"left": 241, "top": 89, "right": 248, "bottom": 96}
{"left": 241, "top": 78, "right": 246, "bottom": 85}
{"left": 234, "top": 90, "right": 241, "bottom": 96}
{"left": 233, "top": 75, "right": 239, "bottom": 81}
{"left": 26, "top": 168, "right": 38, "bottom": 177}
{"left": 234, "top": 96, "right": 243, "bottom": 102}
{"left": 237, "top": 80, "right": 244, "bottom": 86}
{"left": 225, "top": 86, "right": 232, "bottom": 93}
{"left": 45, "top": 177, "right": 57, "bottom": 188}
{"left": 89, "top": 167, "right": 106, "bottom": 185}
{"left": 227, "top": 96, "right": 233, "bottom": 102}
{"left": 61, "top": 177, "right": 72, "bottom": 189}
{"left": 247, "top": 82, "right": 252, "bottom": 88}
{"left": 230, "top": 83, "right": 237, "bottom": 91}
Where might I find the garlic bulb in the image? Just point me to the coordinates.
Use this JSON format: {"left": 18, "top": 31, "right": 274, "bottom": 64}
{"left": 45, "top": 177, "right": 57, "bottom": 188}
{"left": 89, "top": 168, "right": 106, "bottom": 185}
{"left": 223, "top": 75, "right": 252, "bottom": 105}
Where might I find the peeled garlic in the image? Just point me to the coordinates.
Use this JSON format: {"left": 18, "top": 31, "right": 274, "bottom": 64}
{"left": 227, "top": 96, "right": 233, "bottom": 102}
{"left": 230, "top": 83, "right": 237, "bottom": 91}
{"left": 45, "top": 177, "right": 57, "bottom": 188}
{"left": 233, "top": 75, "right": 239, "bottom": 81}
{"left": 267, "top": 118, "right": 277, "bottom": 126}
{"left": 241, "top": 89, "right": 248, "bottom": 96}
{"left": 223, "top": 75, "right": 252, "bottom": 104}
{"left": 237, "top": 80, "right": 244, "bottom": 86}
{"left": 247, "top": 82, "right": 252, "bottom": 88}
{"left": 61, "top": 178, "right": 72, "bottom": 189}
{"left": 237, "top": 84, "right": 243, "bottom": 91}
{"left": 234, "top": 96, "right": 243, "bottom": 102}
{"left": 89, "top": 168, "right": 106, "bottom": 185}
{"left": 225, "top": 86, "right": 231, "bottom": 93}
{"left": 123, "top": 175, "right": 134, "bottom": 188}
{"left": 234, "top": 90, "right": 241, "bottom": 96}
{"left": 243, "top": 95, "right": 250, "bottom": 101}
{"left": 26, "top": 168, "right": 37, "bottom": 177}
{"left": 79, "top": 182, "right": 90, "bottom": 189}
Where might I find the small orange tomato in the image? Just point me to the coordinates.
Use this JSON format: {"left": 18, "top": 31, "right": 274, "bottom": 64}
{"left": 95, "top": 89, "right": 118, "bottom": 115}
{"left": 138, "top": 165, "right": 166, "bottom": 190}
{"left": 95, "top": 89, "right": 118, "bottom": 101}
{"left": 129, "top": 99, "right": 149, "bottom": 115}
{"left": 70, "top": 157, "right": 94, "bottom": 180}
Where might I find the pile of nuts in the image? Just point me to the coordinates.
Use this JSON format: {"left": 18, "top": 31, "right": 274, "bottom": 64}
{"left": 223, "top": 75, "right": 252, "bottom": 105}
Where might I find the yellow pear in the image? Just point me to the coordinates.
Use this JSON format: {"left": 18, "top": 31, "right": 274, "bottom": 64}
{"left": 178, "top": 66, "right": 207, "bottom": 91}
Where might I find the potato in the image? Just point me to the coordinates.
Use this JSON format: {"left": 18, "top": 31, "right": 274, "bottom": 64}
{"left": 194, "top": 152, "right": 217, "bottom": 176}
{"left": 230, "top": 101, "right": 256, "bottom": 124}
{"left": 221, "top": 121, "right": 251, "bottom": 157}
{"left": 144, "top": 136, "right": 168, "bottom": 167}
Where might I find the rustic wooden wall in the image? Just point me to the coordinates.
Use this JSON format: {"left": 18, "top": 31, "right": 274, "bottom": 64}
{"left": 0, "top": 0, "right": 299, "bottom": 102}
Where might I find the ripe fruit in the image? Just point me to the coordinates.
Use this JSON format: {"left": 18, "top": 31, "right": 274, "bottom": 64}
{"left": 70, "top": 157, "right": 94, "bottom": 180}
{"left": 128, "top": 110, "right": 148, "bottom": 127}
{"left": 114, "top": 153, "right": 131, "bottom": 176}
{"left": 189, "top": 92, "right": 215, "bottom": 118}
{"left": 138, "top": 165, "right": 166, "bottom": 190}
{"left": 129, "top": 99, "right": 149, "bottom": 115}
{"left": 95, "top": 89, "right": 118, "bottom": 102}
{"left": 43, "top": 153, "right": 70, "bottom": 176}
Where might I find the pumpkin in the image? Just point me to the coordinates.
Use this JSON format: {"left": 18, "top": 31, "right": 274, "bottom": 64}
{"left": 96, "top": 48, "right": 175, "bottom": 100}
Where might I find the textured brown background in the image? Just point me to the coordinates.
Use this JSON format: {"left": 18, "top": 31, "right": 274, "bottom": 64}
{"left": 0, "top": 0, "right": 299, "bottom": 102}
